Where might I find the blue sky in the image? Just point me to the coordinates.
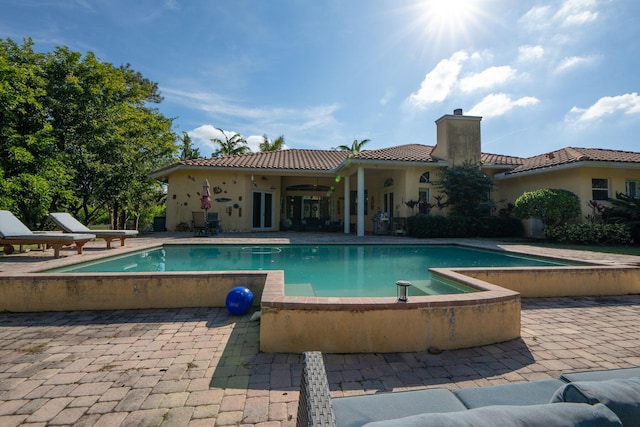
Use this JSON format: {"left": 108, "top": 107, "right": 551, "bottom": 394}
{"left": 2, "top": 0, "right": 639, "bottom": 158}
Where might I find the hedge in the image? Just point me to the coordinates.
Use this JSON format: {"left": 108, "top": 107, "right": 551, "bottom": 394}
{"left": 407, "top": 214, "right": 524, "bottom": 238}
{"left": 544, "top": 223, "right": 633, "bottom": 245}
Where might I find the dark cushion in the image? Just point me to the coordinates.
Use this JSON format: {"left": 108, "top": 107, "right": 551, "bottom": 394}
{"left": 362, "top": 403, "right": 622, "bottom": 427}
{"left": 561, "top": 367, "right": 640, "bottom": 383}
{"left": 453, "top": 379, "right": 565, "bottom": 408}
{"left": 551, "top": 378, "right": 640, "bottom": 427}
{"left": 332, "top": 388, "right": 466, "bottom": 427}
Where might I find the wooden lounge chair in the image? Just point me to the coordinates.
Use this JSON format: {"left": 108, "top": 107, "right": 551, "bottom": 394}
{"left": 0, "top": 210, "right": 95, "bottom": 258}
{"left": 49, "top": 212, "right": 138, "bottom": 249}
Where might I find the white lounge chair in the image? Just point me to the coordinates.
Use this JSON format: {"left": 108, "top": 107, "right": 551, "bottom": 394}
{"left": 49, "top": 212, "right": 138, "bottom": 249}
{"left": 0, "top": 210, "right": 95, "bottom": 258}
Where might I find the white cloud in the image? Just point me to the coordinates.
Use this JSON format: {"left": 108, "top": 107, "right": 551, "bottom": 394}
{"left": 568, "top": 93, "right": 640, "bottom": 123}
{"left": 164, "top": 86, "right": 343, "bottom": 150}
{"left": 555, "top": 0, "right": 599, "bottom": 26}
{"left": 459, "top": 66, "right": 517, "bottom": 93}
{"left": 555, "top": 55, "right": 594, "bottom": 72}
{"left": 246, "top": 135, "right": 265, "bottom": 152}
{"left": 189, "top": 125, "right": 233, "bottom": 151}
{"left": 380, "top": 87, "right": 396, "bottom": 105}
{"left": 189, "top": 126, "right": 291, "bottom": 153}
{"left": 407, "top": 50, "right": 469, "bottom": 108}
{"left": 563, "top": 10, "right": 598, "bottom": 25}
{"left": 518, "top": 45, "right": 544, "bottom": 62}
{"left": 520, "top": 1, "right": 599, "bottom": 31}
{"left": 467, "top": 93, "right": 540, "bottom": 118}
{"left": 520, "top": 6, "right": 553, "bottom": 30}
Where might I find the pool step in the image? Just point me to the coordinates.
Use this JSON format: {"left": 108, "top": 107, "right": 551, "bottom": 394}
{"left": 408, "top": 280, "right": 432, "bottom": 296}
{"left": 286, "top": 283, "right": 315, "bottom": 296}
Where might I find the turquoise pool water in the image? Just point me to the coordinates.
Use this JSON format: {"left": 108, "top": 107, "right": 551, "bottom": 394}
{"left": 47, "top": 245, "right": 573, "bottom": 298}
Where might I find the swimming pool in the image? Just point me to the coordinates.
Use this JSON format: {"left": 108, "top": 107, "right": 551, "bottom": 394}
{"left": 48, "top": 244, "right": 572, "bottom": 297}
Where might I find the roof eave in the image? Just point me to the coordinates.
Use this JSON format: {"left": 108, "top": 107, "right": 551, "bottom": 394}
{"left": 495, "top": 160, "right": 640, "bottom": 180}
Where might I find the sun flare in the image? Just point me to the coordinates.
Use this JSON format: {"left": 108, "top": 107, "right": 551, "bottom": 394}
{"left": 413, "top": 0, "right": 487, "bottom": 46}
{"left": 431, "top": 0, "right": 474, "bottom": 20}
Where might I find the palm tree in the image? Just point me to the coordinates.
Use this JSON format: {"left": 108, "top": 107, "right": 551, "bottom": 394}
{"left": 259, "top": 134, "right": 285, "bottom": 152}
{"left": 211, "top": 128, "right": 251, "bottom": 157}
{"left": 336, "top": 138, "right": 370, "bottom": 154}
{"left": 179, "top": 131, "right": 201, "bottom": 160}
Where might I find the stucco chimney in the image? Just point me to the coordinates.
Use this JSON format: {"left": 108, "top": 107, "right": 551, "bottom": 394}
{"left": 432, "top": 109, "right": 482, "bottom": 165}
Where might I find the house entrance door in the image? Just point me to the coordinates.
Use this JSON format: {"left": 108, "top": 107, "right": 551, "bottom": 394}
{"left": 252, "top": 191, "right": 274, "bottom": 229}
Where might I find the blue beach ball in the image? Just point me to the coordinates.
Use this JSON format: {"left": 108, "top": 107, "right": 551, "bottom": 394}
{"left": 225, "top": 287, "right": 254, "bottom": 315}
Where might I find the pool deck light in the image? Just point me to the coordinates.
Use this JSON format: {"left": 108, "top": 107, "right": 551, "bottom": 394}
{"left": 396, "top": 280, "right": 411, "bottom": 302}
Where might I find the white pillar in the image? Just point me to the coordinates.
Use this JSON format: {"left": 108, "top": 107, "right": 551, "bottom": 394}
{"left": 357, "top": 167, "right": 365, "bottom": 236}
{"left": 343, "top": 175, "right": 350, "bottom": 234}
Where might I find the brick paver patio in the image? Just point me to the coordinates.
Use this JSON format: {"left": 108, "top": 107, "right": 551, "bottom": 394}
{"left": 1, "top": 234, "right": 639, "bottom": 426}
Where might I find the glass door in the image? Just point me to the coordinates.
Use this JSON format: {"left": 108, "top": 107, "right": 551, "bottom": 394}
{"left": 252, "top": 191, "right": 274, "bottom": 229}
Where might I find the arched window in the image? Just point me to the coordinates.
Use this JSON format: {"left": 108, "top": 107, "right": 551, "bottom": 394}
{"left": 419, "top": 172, "right": 430, "bottom": 183}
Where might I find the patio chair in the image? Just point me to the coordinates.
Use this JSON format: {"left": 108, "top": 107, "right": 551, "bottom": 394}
{"left": 192, "top": 211, "right": 208, "bottom": 237}
{"left": 49, "top": 212, "right": 138, "bottom": 249}
{"left": 206, "top": 212, "right": 219, "bottom": 235}
{"left": 0, "top": 210, "right": 95, "bottom": 258}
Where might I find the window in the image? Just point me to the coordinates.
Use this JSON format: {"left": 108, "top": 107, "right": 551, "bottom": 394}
{"left": 419, "top": 172, "right": 430, "bottom": 183}
{"left": 418, "top": 189, "right": 430, "bottom": 214}
{"left": 350, "top": 190, "right": 368, "bottom": 215}
{"left": 591, "top": 178, "right": 609, "bottom": 201}
{"left": 627, "top": 180, "right": 640, "bottom": 198}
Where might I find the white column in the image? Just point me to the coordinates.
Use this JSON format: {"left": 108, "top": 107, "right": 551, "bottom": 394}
{"left": 343, "top": 175, "right": 350, "bottom": 234}
{"left": 357, "top": 167, "right": 365, "bottom": 236}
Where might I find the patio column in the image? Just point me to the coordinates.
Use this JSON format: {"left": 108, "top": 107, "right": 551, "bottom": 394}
{"left": 357, "top": 167, "right": 365, "bottom": 237}
{"left": 343, "top": 175, "right": 350, "bottom": 234}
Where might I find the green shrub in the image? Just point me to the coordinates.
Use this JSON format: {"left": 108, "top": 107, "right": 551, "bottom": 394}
{"left": 545, "top": 223, "right": 632, "bottom": 245}
{"left": 515, "top": 188, "right": 581, "bottom": 226}
{"left": 406, "top": 214, "right": 523, "bottom": 238}
{"left": 477, "top": 216, "right": 524, "bottom": 238}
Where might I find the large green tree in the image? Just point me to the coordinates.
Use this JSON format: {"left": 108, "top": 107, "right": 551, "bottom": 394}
{"left": 0, "top": 38, "right": 73, "bottom": 228}
{"left": 0, "top": 38, "right": 177, "bottom": 230}
{"left": 436, "top": 162, "right": 494, "bottom": 217}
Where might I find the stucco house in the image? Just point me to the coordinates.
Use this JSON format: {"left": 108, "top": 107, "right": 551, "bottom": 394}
{"left": 150, "top": 109, "right": 640, "bottom": 236}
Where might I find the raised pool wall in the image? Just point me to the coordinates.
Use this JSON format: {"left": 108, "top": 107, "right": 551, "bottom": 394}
{"left": 259, "top": 270, "right": 521, "bottom": 353}
{"left": 450, "top": 266, "right": 640, "bottom": 297}
{"left": 0, "top": 271, "right": 267, "bottom": 312}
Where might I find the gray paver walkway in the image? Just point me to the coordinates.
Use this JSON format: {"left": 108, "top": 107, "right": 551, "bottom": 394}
{"left": 1, "top": 233, "right": 640, "bottom": 425}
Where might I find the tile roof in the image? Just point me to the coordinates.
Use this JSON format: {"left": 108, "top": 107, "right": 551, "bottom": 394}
{"left": 151, "top": 145, "right": 640, "bottom": 179}
{"left": 481, "top": 152, "right": 525, "bottom": 166}
{"left": 352, "top": 144, "right": 436, "bottom": 161}
{"left": 164, "top": 149, "right": 350, "bottom": 172}
{"left": 506, "top": 147, "right": 640, "bottom": 175}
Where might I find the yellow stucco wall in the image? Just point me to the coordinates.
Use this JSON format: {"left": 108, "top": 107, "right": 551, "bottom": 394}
{"left": 495, "top": 165, "right": 640, "bottom": 221}
{"left": 162, "top": 161, "right": 639, "bottom": 233}
{"left": 460, "top": 266, "right": 640, "bottom": 298}
{"left": 165, "top": 165, "right": 451, "bottom": 233}
{"left": 259, "top": 300, "right": 520, "bottom": 353}
{"left": 0, "top": 271, "right": 266, "bottom": 312}
{"left": 166, "top": 170, "right": 284, "bottom": 232}
{"left": 432, "top": 114, "right": 482, "bottom": 165}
